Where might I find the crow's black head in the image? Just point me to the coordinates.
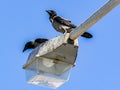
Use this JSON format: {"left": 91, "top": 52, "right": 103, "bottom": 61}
{"left": 46, "top": 10, "right": 57, "bottom": 17}
{"left": 23, "top": 41, "right": 34, "bottom": 52}
{"left": 23, "top": 38, "right": 48, "bottom": 52}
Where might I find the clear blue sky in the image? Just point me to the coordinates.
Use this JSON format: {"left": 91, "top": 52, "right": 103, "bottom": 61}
{"left": 0, "top": 0, "right": 120, "bottom": 90}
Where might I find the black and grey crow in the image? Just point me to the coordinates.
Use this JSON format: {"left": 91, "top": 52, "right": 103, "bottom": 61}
{"left": 46, "top": 10, "right": 92, "bottom": 38}
{"left": 23, "top": 38, "right": 48, "bottom": 52}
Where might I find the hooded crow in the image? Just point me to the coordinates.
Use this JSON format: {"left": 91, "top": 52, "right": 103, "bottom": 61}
{"left": 46, "top": 10, "right": 92, "bottom": 38}
{"left": 23, "top": 38, "right": 48, "bottom": 52}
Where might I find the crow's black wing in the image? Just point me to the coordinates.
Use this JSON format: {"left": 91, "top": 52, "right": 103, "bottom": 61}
{"left": 54, "top": 16, "right": 76, "bottom": 28}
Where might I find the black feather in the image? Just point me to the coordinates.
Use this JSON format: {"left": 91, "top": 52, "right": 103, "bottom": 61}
{"left": 54, "top": 16, "right": 76, "bottom": 28}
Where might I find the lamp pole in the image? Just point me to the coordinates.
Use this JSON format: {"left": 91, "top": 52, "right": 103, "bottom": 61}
{"left": 70, "top": 0, "right": 120, "bottom": 40}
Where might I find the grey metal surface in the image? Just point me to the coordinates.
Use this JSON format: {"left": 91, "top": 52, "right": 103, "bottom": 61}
{"left": 42, "top": 43, "right": 78, "bottom": 65}
{"left": 70, "top": 0, "right": 120, "bottom": 40}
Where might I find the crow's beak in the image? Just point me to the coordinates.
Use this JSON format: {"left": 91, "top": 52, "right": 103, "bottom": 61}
{"left": 46, "top": 10, "right": 51, "bottom": 14}
{"left": 23, "top": 47, "right": 27, "bottom": 52}
{"left": 23, "top": 41, "right": 33, "bottom": 52}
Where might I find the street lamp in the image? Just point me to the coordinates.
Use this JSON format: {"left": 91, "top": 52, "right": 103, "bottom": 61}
{"left": 23, "top": 0, "right": 120, "bottom": 89}
{"left": 23, "top": 33, "right": 78, "bottom": 88}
